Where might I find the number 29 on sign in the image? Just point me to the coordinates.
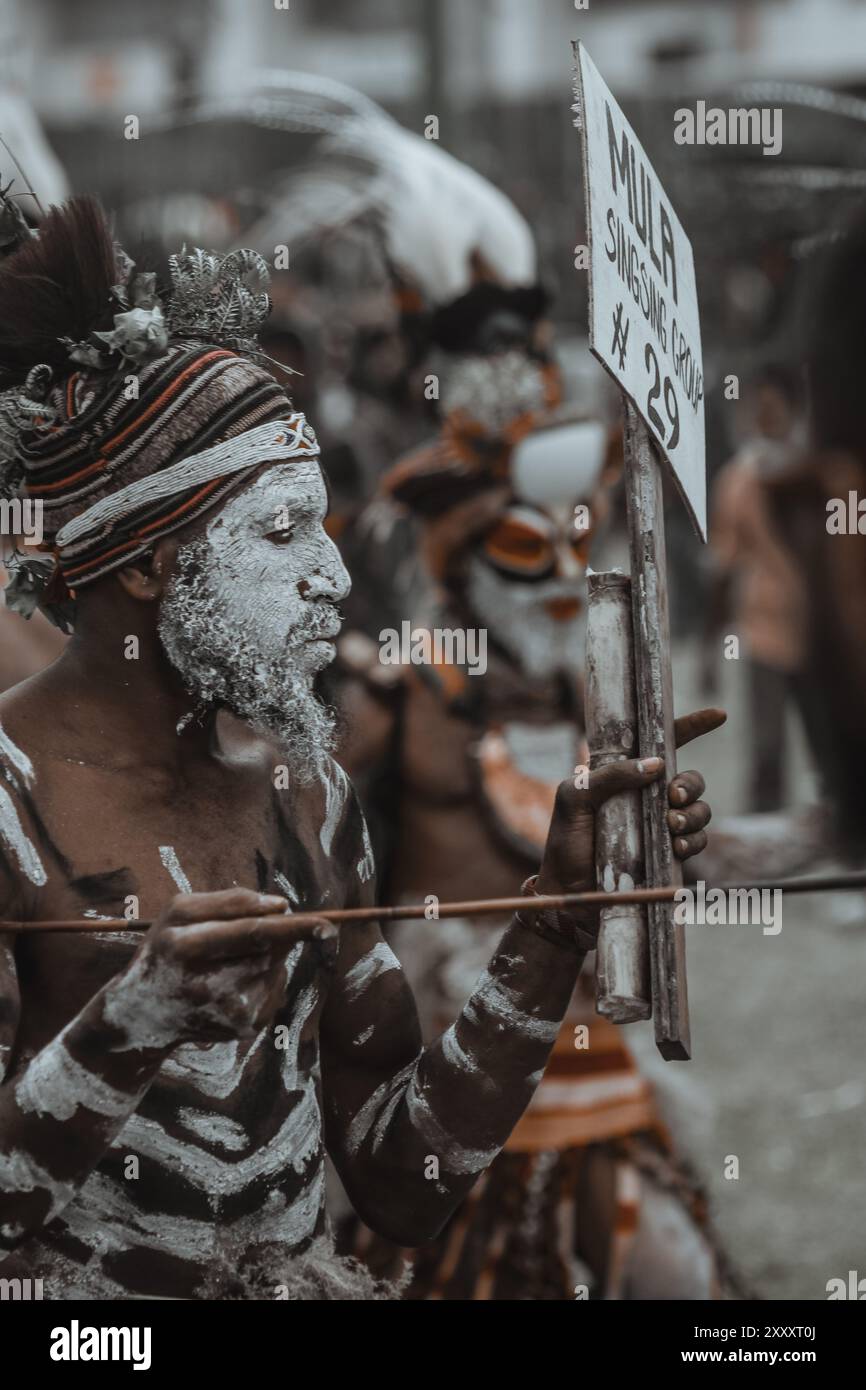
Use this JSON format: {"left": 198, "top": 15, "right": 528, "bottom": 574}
{"left": 644, "top": 342, "right": 680, "bottom": 450}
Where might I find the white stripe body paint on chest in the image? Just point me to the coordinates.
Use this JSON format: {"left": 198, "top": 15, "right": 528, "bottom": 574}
{"left": 176, "top": 1109, "right": 250, "bottom": 1153}
{"left": 116, "top": 1080, "right": 321, "bottom": 1192}
{"left": 58, "top": 1159, "right": 326, "bottom": 1265}
{"left": 161, "top": 1035, "right": 266, "bottom": 1099}
{"left": 357, "top": 817, "right": 375, "bottom": 883}
{"left": 278, "top": 979, "right": 320, "bottom": 1091}
{"left": 158, "top": 845, "right": 192, "bottom": 894}
{"left": 274, "top": 870, "right": 298, "bottom": 906}
{"left": 319, "top": 756, "right": 349, "bottom": 855}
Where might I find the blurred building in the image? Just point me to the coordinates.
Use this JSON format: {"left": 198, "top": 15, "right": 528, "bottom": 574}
{"left": 3, "top": 0, "right": 866, "bottom": 525}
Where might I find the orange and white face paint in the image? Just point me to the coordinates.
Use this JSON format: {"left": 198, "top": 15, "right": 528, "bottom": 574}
{"left": 468, "top": 419, "right": 613, "bottom": 679}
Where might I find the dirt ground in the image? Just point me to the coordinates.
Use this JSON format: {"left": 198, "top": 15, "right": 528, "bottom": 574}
{"left": 627, "top": 639, "right": 866, "bottom": 1302}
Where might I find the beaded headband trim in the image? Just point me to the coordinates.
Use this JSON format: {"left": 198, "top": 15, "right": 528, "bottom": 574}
{"left": 55, "top": 414, "right": 319, "bottom": 551}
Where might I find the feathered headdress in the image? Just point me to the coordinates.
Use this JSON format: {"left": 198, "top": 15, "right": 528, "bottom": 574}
{"left": 179, "top": 71, "right": 538, "bottom": 312}
{"left": 0, "top": 186, "right": 310, "bottom": 628}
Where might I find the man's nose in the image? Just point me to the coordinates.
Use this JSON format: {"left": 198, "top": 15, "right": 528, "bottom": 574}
{"left": 298, "top": 540, "right": 352, "bottom": 603}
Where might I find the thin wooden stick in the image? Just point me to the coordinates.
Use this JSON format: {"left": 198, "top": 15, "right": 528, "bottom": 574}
{"left": 3, "top": 871, "right": 866, "bottom": 934}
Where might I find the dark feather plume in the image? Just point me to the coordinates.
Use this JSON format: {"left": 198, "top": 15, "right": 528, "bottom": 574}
{"left": 0, "top": 196, "right": 118, "bottom": 384}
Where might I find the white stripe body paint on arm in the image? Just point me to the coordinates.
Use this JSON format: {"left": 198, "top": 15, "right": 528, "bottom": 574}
{"left": 0, "top": 1148, "right": 75, "bottom": 1221}
{"left": 344, "top": 941, "right": 401, "bottom": 1004}
{"left": 15, "top": 1040, "right": 144, "bottom": 1123}
{"left": 464, "top": 970, "right": 560, "bottom": 1043}
{"left": 440, "top": 1022, "right": 482, "bottom": 1078}
{"left": 346, "top": 1060, "right": 418, "bottom": 1157}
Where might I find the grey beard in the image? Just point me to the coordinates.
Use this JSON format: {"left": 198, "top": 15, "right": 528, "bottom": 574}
{"left": 158, "top": 541, "right": 337, "bottom": 784}
{"left": 466, "top": 555, "right": 585, "bottom": 680}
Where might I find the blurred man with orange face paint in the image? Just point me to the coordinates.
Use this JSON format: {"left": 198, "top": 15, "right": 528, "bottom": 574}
{"left": 335, "top": 367, "right": 728, "bottom": 1300}
{"left": 466, "top": 417, "right": 613, "bottom": 683}
{"left": 234, "top": 80, "right": 726, "bottom": 1297}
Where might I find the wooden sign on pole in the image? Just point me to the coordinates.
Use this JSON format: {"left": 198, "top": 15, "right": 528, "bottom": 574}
{"left": 573, "top": 42, "right": 706, "bottom": 1059}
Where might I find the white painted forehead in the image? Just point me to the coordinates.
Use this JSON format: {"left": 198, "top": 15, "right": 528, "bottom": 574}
{"left": 215, "top": 459, "right": 326, "bottom": 520}
{"left": 511, "top": 421, "right": 607, "bottom": 506}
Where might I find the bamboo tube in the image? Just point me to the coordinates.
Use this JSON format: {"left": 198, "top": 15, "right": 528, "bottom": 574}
{"left": 585, "top": 570, "right": 651, "bottom": 1022}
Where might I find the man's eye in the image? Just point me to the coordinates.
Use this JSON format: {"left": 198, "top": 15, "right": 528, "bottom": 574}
{"left": 265, "top": 527, "right": 295, "bottom": 545}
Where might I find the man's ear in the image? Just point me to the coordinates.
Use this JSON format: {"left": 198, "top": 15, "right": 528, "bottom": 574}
{"left": 115, "top": 538, "right": 177, "bottom": 602}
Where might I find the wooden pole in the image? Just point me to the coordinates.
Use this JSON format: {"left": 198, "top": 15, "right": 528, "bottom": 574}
{"left": 1, "top": 890, "right": 672, "bottom": 935}
{"left": 3, "top": 871, "right": 866, "bottom": 935}
{"left": 585, "top": 569, "right": 650, "bottom": 1021}
{"left": 623, "top": 400, "right": 691, "bottom": 1059}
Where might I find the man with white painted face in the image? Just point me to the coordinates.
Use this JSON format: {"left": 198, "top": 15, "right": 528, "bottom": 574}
{"left": 0, "top": 199, "right": 718, "bottom": 1300}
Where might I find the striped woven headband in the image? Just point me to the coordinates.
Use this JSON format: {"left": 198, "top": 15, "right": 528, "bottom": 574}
{"left": 55, "top": 414, "right": 319, "bottom": 550}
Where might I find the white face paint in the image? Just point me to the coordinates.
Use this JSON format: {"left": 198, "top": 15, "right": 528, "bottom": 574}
{"left": 158, "top": 461, "right": 351, "bottom": 781}
{"left": 466, "top": 552, "right": 585, "bottom": 680}
{"left": 465, "top": 419, "right": 610, "bottom": 680}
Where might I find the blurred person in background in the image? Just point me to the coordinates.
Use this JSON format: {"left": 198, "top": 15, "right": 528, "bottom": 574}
{"left": 703, "top": 364, "right": 811, "bottom": 812}
{"left": 325, "top": 113, "right": 733, "bottom": 1300}
{"left": 695, "top": 217, "right": 866, "bottom": 887}
{"left": 767, "top": 208, "right": 866, "bottom": 860}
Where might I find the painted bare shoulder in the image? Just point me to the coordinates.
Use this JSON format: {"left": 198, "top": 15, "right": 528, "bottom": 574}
{"left": 260, "top": 745, "right": 376, "bottom": 918}
{"left": 0, "top": 719, "right": 47, "bottom": 896}
{"left": 314, "top": 755, "right": 376, "bottom": 899}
